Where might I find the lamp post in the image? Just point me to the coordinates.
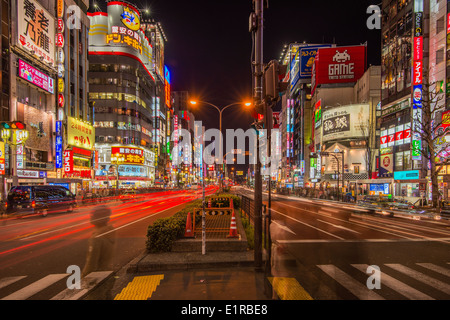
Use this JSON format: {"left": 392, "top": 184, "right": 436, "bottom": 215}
{"left": 189, "top": 100, "right": 251, "bottom": 191}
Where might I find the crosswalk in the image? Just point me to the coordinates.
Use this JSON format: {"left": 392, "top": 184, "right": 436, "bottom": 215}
{"left": 0, "top": 271, "right": 112, "bottom": 300}
{"left": 312, "top": 262, "right": 450, "bottom": 300}
{"left": 1, "top": 262, "right": 449, "bottom": 300}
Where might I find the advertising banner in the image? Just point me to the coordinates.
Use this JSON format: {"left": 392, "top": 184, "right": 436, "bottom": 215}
{"left": 111, "top": 146, "right": 145, "bottom": 165}
{"left": 63, "top": 150, "right": 73, "bottom": 174}
{"left": 55, "top": 121, "right": 63, "bottom": 169}
{"left": 67, "top": 117, "right": 95, "bottom": 150}
{"left": 0, "top": 141, "right": 4, "bottom": 175}
{"left": 379, "top": 154, "right": 393, "bottom": 176}
{"left": 299, "top": 44, "right": 331, "bottom": 79}
{"left": 88, "top": 2, "right": 153, "bottom": 78}
{"left": 322, "top": 104, "right": 370, "bottom": 142}
{"left": 18, "top": 59, "right": 54, "bottom": 94}
{"left": 17, "top": 0, "right": 55, "bottom": 67}
{"left": 312, "top": 45, "right": 367, "bottom": 94}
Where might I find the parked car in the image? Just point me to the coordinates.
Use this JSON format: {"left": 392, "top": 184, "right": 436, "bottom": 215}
{"left": 6, "top": 185, "right": 76, "bottom": 217}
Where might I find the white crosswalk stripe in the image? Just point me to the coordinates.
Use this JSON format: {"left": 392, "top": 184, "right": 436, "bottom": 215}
{"left": 317, "top": 264, "right": 385, "bottom": 300}
{"left": 385, "top": 264, "right": 450, "bottom": 295}
{"left": 351, "top": 264, "right": 434, "bottom": 300}
{"left": 317, "top": 262, "right": 450, "bottom": 300}
{"left": 0, "top": 276, "right": 27, "bottom": 290}
{"left": 0, "top": 271, "right": 112, "bottom": 300}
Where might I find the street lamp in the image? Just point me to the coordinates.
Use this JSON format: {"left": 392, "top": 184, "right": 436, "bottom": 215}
{"left": 189, "top": 100, "right": 251, "bottom": 189}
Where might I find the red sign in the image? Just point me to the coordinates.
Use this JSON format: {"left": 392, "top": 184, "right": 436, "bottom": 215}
{"left": 413, "top": 37, "right": 423, "bottom": 60}
{"left": 63, "top": 150, "right": 73, "bottom": 174}
{"left": 111, "top": 146, "right": 144, "bottom": 164}
{"left": 312, "top": 45, "right": 367, "bottom": 93}
{"left": 58, "top": 94, "right": 65, "bottom": 108}
{"left": 447, "top": 13, "right": 450, "bottom": 33}
{"left": 56, "top": 33, "right": 65, "bottom": 47}
{"left": 404, "top": 128, "right": 411, "bottom": 139}
{"left": 413, "top": 61, "right": 423, "bottom": 85}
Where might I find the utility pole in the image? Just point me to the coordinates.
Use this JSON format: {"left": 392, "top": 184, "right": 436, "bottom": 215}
{"left": 252, "top": 0, "right": 264, "bottom": 269}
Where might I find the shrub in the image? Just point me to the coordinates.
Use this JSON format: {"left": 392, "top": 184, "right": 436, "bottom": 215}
{"left": 146, "top": 193, "right": 241, "bottom": 253}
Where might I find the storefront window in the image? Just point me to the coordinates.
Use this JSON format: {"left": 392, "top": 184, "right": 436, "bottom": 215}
{"left": 399, "top": 183, "right": 420, "bottom": 198}
{"left": 395, "top": 152, "right": 403, "bottom": 171}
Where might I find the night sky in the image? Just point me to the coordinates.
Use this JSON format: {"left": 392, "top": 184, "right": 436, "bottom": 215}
{"left": 91, "top": 0, "right": 381, "bottom": 175}
{"left": 92, "top": 0, "right": 381, "bottom": 132}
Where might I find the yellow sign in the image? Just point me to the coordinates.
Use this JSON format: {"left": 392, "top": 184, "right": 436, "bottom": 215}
{"left": 121, "top": 6, "right": 140, "bottom": 31}
{"left": 58, "top": 78, "right": 64, "bottom": 92}
{"left": 57, "top": 0, "right": 64, "bottom": 18}
{"left": 106, "top": 33, "right": 142, "bottom": 54}
{"left": 67, "top": 117, "right": 95, "bottom": 150}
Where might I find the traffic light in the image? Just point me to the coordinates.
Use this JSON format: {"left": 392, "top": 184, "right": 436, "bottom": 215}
{"left": 0, "top": 121, "right": 26, "bottom": 130}
{"left": 263, "top": 60, "right": 288, "bottom": 104}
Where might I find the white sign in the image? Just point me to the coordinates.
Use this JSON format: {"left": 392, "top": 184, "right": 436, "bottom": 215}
{"left": 322, "top": 104, "right": 370, "bottom": 142}
{"left": 17, "top": 0, "right": 55, "bottom": 67}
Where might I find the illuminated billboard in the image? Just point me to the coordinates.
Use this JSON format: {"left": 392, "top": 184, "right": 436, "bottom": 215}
{"left": 312, "top": 45, "right": 367, "bottom": 94}
{"left": 18, "top": 59, "right": 54, "bottom": 94}
{"left": 322, "top": 104, "right": 370, "bottom": 142}
{"left": 111, "top": 146, "right": 145, "bottom": 165}
{"left": 17, "top": 0, "right": 55, "bottom": 67}
{"left": 88, "top": 2, "right": 154, "bottom": 80}
{"left": 67, "top": 117, "right": 95, "bottom": 150}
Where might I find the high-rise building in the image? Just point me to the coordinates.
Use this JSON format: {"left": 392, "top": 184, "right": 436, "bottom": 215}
{"left": 379, "top": 0, "right": 430, "bottom": 201}
{"left": 88, "top": 1, "right": 159, "bottom": 190}
{"left": 8, "top": 0, "right": 58, "bottom": 190}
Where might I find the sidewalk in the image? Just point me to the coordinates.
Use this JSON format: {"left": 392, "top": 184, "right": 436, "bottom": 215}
{"left": 110, "top": 249, "right": 272, "bottom": 300}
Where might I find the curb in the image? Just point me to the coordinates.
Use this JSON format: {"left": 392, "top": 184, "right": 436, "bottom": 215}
{"left": 126, "top": 250, "right": 256, "bottom": 273}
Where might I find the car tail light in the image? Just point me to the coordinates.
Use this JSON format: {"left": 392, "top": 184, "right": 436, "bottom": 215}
{"left": 31, "top": 200, "right": 36, "bottom": 208}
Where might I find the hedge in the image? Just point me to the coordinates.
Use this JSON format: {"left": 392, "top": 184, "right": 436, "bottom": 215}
{"left": 146, "top": 193, "right": 241, "bottom": 253}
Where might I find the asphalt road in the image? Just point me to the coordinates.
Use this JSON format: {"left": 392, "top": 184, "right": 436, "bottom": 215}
{"left": 236, "top": 187, "right": 450, "bottom": 300}
{"left": 0, "top": 187, "right": 218, "bottom": 300}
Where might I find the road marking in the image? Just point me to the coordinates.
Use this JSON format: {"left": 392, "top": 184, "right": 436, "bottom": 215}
{"left": 270, "top": 208, "right": 344, "bottom": 240}
{"left": 114, "top": 275, "right": 164, "bottom": 300}
{"left": 316, "top": 219, "right": 361, "bottom": 234}
{"left": 317, "top": 265, "right": 384, "bottom": 300}
{"left": 272, "top": 220, "right": 296, "bottom": 235}
{"left": 1, "top": 274, "right": 68, "bottom": 300}
{"left": 416, "top": 263, "right": 450, "bottom": 278}
{"left": 268, "top": 277, "right": 313, "bottom": 300}
{"left": 51, "top": 271, "right": 113, "bottom": 300}
{"left": 385, "top": 264, "right": 450, "bottom": 295}
{"left": 351, "top": 264, "right": 434, "bottom": 300}
{"left": 277, "top": 238, "right": 450, "bottom": 244}
{"left": 0, "top": 276, "right": 27, "bottom": 290}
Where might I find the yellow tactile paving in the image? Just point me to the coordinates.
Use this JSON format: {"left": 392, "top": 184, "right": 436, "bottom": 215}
{"left": 114, "top": 275, "right": 164, "bottom": 300}
{"left": 268, "top": 277, "right": 313, "bottom": 300}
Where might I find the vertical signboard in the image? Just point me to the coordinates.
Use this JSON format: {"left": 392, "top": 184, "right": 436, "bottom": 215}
{"left": 0, "top": 141, "right": 5, "bottom": 175}
{"left": 63, "top": 150, "right": 73, "bottom": 174}
{"left": 55, "top": 121, "right": 63, "bottom": 168}
{"left": 17, "top": 0, "right": 56, "bottom": 67}
{"left": 412, "top": 9, "right": 423, "bottom": 161}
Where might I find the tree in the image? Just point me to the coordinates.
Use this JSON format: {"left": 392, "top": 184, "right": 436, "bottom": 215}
{"left": 360, "top": 119, "right": 376, "bottom": 180}
{"left": 411, "top": 80, "right": 449, "bottom": 208}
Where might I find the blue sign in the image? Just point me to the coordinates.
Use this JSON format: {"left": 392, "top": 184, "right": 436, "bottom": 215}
{"left": 413, "top": 85, "right": 422, "bottom": 109}
{"left": 370, "top": 183, "right": 390, "bottom": 194}
{"left": 55, "top": 121, "right": 63, "bottom": 169}
{"left": 394, "top": 170, "right": 420, "bottom": 180}
{"left": 299, "top": 45, "right": 332, "bottom": 79}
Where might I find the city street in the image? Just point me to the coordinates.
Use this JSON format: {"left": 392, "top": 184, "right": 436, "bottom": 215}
{"left": 0, "top": 187, "right": 217, "bottom": 300}
{"left": 236, "top": 187, "right": 450, "bottom": 300}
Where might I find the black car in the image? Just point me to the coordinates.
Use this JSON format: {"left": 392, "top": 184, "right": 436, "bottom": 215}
{"left": 6, "top": 185, "right": 76, "bottom": 217}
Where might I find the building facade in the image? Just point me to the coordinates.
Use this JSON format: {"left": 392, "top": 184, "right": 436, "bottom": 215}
{"left": 88, "top": 1, "right": 161, "bottom": 190}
